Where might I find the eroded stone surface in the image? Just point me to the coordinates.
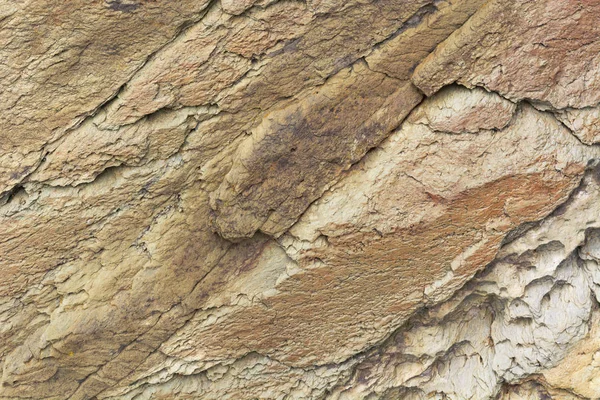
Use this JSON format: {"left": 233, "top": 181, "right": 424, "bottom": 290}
{"left": 555, "top": 106, "right": 600, "bottom": 145}
{"left": 209, "top": 69, "right": 422, "bottom": 240}
{"left": 2, "top": 0, "right": 600, "bottom": 399}
{"left": 323, "top": 167, "right": 600, "bottom": 399}
{"left": 497, "top": 381, "right": 583, "bottom": 400}
{"left": 0, "top": 0, "right": 214, "bottom": 196}
{"left": 413, "top": 0, "right": 600, "bottom": 109}
{"left": 408, "top": 85, "right": 517, "bottom": 133}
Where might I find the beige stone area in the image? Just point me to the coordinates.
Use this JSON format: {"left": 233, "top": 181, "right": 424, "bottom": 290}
{"left": 554, "top": 106, "right": 600, "bottom": 145}
{"left": 321, "top": 167, "right": 600, "bottom": 399}
{"left": 497, "top": 381, "right": 584, "bottom": 400}
{"left": 209, "top": 71, "right": 422, "bottom": 240}
{"left": 413, "top": 0, "right": 600, "bottom": 109}
{"left": 540, "top": 234, "right": 600, "bottom": 399}
{"left": 408, "top": 85, "right": 517, "bottom": 133}
{"left": 541, "top": 311, "right": 600, "bottom": 398}
{"left": 2, "top": 0, "right": 600, "bottom": 399}
{"left": 0, "top": 0, "right": 214, "bottom": 196}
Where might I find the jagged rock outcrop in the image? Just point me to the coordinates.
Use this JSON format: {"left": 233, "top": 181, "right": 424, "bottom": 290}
{"left": 2, "top": 0, "right": 600, "bottom": 399}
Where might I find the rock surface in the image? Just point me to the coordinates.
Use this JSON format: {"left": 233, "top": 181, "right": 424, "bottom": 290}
{"left": 2, "top": 0, "right": 600, "bottom": 399}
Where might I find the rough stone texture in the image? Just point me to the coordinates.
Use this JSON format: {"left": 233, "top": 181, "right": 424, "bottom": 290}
{"left": 412, "top": 0, "right": 600, "bottom": 109}
{"left": 554, "top": 107, "right": 600, "bottom": 145}
{"left": 407, "top": 85, "right": 517, "bottom": 133}
{"left": 2, "top": 0, "right": 600, "bottom": 399}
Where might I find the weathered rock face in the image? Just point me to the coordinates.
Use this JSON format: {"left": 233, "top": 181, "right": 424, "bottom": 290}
{"left": 2, "top": 0, "right": 600, "bottom": 399}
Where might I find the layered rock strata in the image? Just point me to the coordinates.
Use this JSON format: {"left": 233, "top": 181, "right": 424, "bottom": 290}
{"left": 2, "top": 0, "right": 600, "bottom": 399}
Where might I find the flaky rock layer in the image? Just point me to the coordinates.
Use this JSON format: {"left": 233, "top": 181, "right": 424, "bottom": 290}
{"left": 2, "top": 0, "right": 600, "bottom": 399}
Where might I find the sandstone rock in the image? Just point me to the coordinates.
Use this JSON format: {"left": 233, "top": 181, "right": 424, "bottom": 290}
{"left": 209, "top": 70, "right": 422, "bottom": 240}
{"left": 554, "top": 106, "right": 600, "bottom": 145}
{"left": 323, "top": 166, "right": 600, "bottom": 399}
{"left": 0, "top": 0, "right": 214, "bottom": 196}
{"left": 412, "top": 0, "right": 600, "bottom": 109}
{"left": 221, "top": 0, "right": 267, "bottom": 16}
{"left": 408, "top": 85, "right": 517, "bottom": 133}
{"left": 497, "top": 381, "right": 582, "bottom": 400}
{"left": 2, "top": 0, "right": 600, "bottom": 399}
